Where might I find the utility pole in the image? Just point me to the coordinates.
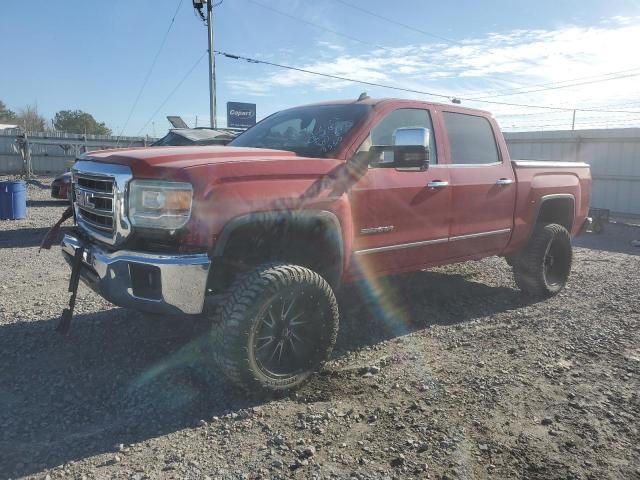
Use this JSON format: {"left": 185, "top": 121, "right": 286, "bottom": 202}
{"left": 193, "top": 0, "right": 218, "bottom": 128}
{"left": 207, "top": 0, "right": 217, "bottom": 129}
{"left": 571, "top": 109, "right": 576, "bottom": 131}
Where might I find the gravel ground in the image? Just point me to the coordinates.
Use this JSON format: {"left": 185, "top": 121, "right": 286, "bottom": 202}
{"left": 1, "top": 177, "right": 639, "bottom": 480}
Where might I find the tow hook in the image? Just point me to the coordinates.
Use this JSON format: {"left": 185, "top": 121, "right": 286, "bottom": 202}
{"left": 58, "top": 244, "right": 85, "bottom": 335}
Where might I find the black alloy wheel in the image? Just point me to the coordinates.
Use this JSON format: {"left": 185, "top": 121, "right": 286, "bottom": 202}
{"left": 210, "top": 263, "right": 339, "bottom": 393}
{"left": 251, "top": 285, "right": 325, "bottom": 378}
{"left": 512, "top": 223, "right": 572, "bottom": 297}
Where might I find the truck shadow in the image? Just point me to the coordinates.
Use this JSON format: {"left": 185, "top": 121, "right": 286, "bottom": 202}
{"left": 0, "top": 226, "right": 70, "bottom": 248}
{"left": 0, "top": 268, "right": 534, "bottom": 478}
{"left": 573, "top": 223, "right": 640, "bottom": 256}
{"left": 27, "top": 199, "right": 68, "bottom": 207}
{"left": 334, "top": 268, "right": 533, "bottom": 355}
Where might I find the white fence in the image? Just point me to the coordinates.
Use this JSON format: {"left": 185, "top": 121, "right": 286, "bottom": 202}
{"left": 0, "top": 129, "right": 153, "bottom": 175}
{"left": 505, "top": 128, "right": 640, "bottom": 217}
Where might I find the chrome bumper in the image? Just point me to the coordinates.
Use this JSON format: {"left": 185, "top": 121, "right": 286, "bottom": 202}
{"left": 61, "top": 234, "right": 211, "bottom": 315}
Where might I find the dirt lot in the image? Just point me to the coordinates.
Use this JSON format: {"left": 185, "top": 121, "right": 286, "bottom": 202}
{"left": 1, "top": 178, "right": 639, "bottom": 480}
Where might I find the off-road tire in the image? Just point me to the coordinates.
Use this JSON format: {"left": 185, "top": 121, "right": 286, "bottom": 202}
{"left": 512, "top": 223, "right": 572, "bottom": 297}
{"left": 210, "top": 263, "right": 339, "bottom": 393}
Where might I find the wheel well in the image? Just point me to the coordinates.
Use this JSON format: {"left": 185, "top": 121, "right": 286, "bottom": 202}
{"left": 208, "top": 211, "right": 343, "bottom": 292}
{"left": 536, "top": 196, "right": 575, "bottom": 231}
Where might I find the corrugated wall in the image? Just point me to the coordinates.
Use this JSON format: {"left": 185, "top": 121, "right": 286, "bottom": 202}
{"left": 0, "top": 129, "right": 152, "bottom": 174}
{"left": 505, "top": 128, "right": 640, "bottom": 216}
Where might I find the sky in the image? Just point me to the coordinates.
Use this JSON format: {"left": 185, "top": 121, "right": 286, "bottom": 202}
{"left": 2, "top": 0, "right": 640, "bottom": 136}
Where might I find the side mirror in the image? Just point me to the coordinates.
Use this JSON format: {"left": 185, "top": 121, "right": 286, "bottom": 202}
{"left": 368, "top": 127, "right": 430, "bottom": 171}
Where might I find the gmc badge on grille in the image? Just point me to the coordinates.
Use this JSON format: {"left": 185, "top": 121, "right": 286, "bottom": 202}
{"left": 77, "top": 190, "right": 96, "bottom": 209}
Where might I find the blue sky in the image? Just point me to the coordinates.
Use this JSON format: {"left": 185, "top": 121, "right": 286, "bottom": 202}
{"left": 2, "top": 0, "right": 640, "bottom": 136}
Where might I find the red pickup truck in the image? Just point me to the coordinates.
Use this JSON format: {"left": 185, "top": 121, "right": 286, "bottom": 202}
{"left": 60, "top": 97, "right": 591, "bottom": 393}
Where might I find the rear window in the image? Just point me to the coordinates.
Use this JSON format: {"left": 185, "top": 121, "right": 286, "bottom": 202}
{"left": 443, "top": 112, "right": 499, "bottom": 164}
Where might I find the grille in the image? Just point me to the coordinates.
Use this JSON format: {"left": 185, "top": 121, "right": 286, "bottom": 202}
{"left": 71, "top": 160, "right": 133, "bottom": 245}
{"left": 77, "top": 176, "right": 113, "bottom": 193}
{"left": 74, "top": 173, "right": 115, "bottom": 234}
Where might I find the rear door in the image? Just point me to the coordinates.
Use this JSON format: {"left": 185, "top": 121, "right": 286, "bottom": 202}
{"left": 442, "top": 111, "right": 516, "bottom": 257}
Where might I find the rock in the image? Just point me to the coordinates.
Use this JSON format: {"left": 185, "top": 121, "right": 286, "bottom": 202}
{"left": 416, "top": 442, "right": 429, "bottom": 453}
{"left": 541, "top": 418, "right": 553, "bottom": 426}
{"left": 299, "top": 446, "right": 316, "bottom": 459}
{"left": 390, "top": 454, "right": 406, "bottom": 467}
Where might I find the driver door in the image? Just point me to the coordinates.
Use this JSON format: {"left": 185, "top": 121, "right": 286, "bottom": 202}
{"left": 348, "top": 107, "right": 451, "bottom": 275}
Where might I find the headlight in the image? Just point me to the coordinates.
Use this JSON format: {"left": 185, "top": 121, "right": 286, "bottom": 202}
{"left": 128, "top": 180, "right": 193, "bottom": 230}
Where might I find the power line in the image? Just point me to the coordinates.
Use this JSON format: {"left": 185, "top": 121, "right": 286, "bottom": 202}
{"left": 505, "top": 118, "right": 640, "bottom": 130}
{"left": 470, "top": 70, "right": 640, "bottom": 99}
{"left": 514, "top": 112, "right": 640, "bottom": 124}
{"left": 116, "top": 0, "right": 185, "bottom": 144}
{"left": 495, "top": 100, "right": 640, "bottom": 118}
{"left": 245, "top": 0, "right": 392, "bottom": 52}
{"left": 216, "top": 50, "right": 640, "bottom": 114}
{"left": 467, "top": 67, "right": 640, "bottom": 97}
{"left": 333, "top": 0, "right": 461, "bottom": 45}
{"left": 505, "top": 116, "right": 640, "bottom": 129}
{"left": 134, "top": 52, "right": 207, "bottom": 139}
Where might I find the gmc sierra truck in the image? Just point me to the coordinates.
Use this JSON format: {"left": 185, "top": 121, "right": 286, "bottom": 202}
{"left": 59, "top": 97, "right": 591, "bottom": 393}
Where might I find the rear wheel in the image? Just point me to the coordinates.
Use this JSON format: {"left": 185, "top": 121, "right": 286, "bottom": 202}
{"left": 210, "top": 263, "right": 339, "bottom": 393}
{"left": 512, "top": 223, "right": 572, "bottom": 297}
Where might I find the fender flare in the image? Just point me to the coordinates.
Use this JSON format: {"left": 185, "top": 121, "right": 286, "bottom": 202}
{"left": 526, "top": 193, "right": 576, "bottom": 241}
{"left": 211, "top": 209, "right": 345, "bottom": 283}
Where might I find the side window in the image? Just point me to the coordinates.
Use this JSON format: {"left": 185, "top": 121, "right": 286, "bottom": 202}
{"left": 360, "top": 108, "right": 437, "bottom": 164}
{"left": 443, "top": 112, "right": 499, "bottom": 164}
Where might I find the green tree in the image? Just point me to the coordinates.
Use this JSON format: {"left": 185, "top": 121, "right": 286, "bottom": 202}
{"left": 53, "top": 109, "right": 112, "bottom": 135}
{"left": 0, "top": 100, "right": 17, "bottom": 123}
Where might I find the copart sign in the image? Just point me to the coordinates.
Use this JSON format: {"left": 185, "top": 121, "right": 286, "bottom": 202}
{"left": 227, "top": 102, "right": 256, "bottom": 129}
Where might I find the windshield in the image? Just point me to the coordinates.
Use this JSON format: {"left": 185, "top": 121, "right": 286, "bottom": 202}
{"left": 229, "top": 104, "right": 371, "bottom": 157}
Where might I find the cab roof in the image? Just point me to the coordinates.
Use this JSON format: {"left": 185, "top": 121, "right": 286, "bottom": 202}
{"left": 296, "top": 97, "right": 492, "bottom": 116}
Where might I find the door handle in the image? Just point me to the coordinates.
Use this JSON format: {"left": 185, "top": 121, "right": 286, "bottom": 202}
{"left": 427, "top": 180, "right": 449, "bottom": 189}
{"left": 496, "top": 178, "right": 514, "bottom": 186}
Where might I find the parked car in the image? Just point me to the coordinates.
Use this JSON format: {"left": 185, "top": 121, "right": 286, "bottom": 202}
{"left": 58, "top": 97, "right": 592, "bottom": 394}
{"left": 51, "top": 171, "right": 71, "bottom": 200}
{"left": 151, "top": 127, "right": 238, "bottom": 147}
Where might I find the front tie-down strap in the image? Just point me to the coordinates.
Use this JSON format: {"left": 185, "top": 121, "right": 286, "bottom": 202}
{"left": 38, "top": 205, "right": 83, "bottom": 334}
{"left": 58, "top": 244, "right": 85, "bottom": 335}
{"left": 39, "top": 205, "right": 73, "bottom": 251}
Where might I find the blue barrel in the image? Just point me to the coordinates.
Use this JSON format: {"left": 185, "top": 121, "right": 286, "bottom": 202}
{"left": 0, "top": 181, "right": 27, "bottom": 220}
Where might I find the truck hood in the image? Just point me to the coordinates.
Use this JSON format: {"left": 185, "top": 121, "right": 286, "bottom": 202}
{"left": 82, "top": 145, "right": 301, "bottom": 171}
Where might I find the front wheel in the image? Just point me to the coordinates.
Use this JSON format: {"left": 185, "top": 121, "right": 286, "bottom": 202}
{"left": 512, "top": 223, "right": 572, "bottom": 297}
{"left": 210, "top": 263, "right": 339, "bottom": 394}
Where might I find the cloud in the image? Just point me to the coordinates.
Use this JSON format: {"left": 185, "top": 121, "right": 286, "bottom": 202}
{"left": 226, "top": 16, "right": 640, "bottom": 130}
{"left": 315, "top": 40, "right": 345, "bottom": 52}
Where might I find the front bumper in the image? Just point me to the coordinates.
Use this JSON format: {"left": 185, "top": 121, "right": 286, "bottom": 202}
{"left": 61, "top": 234, "right": 211, "bottom": 315}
